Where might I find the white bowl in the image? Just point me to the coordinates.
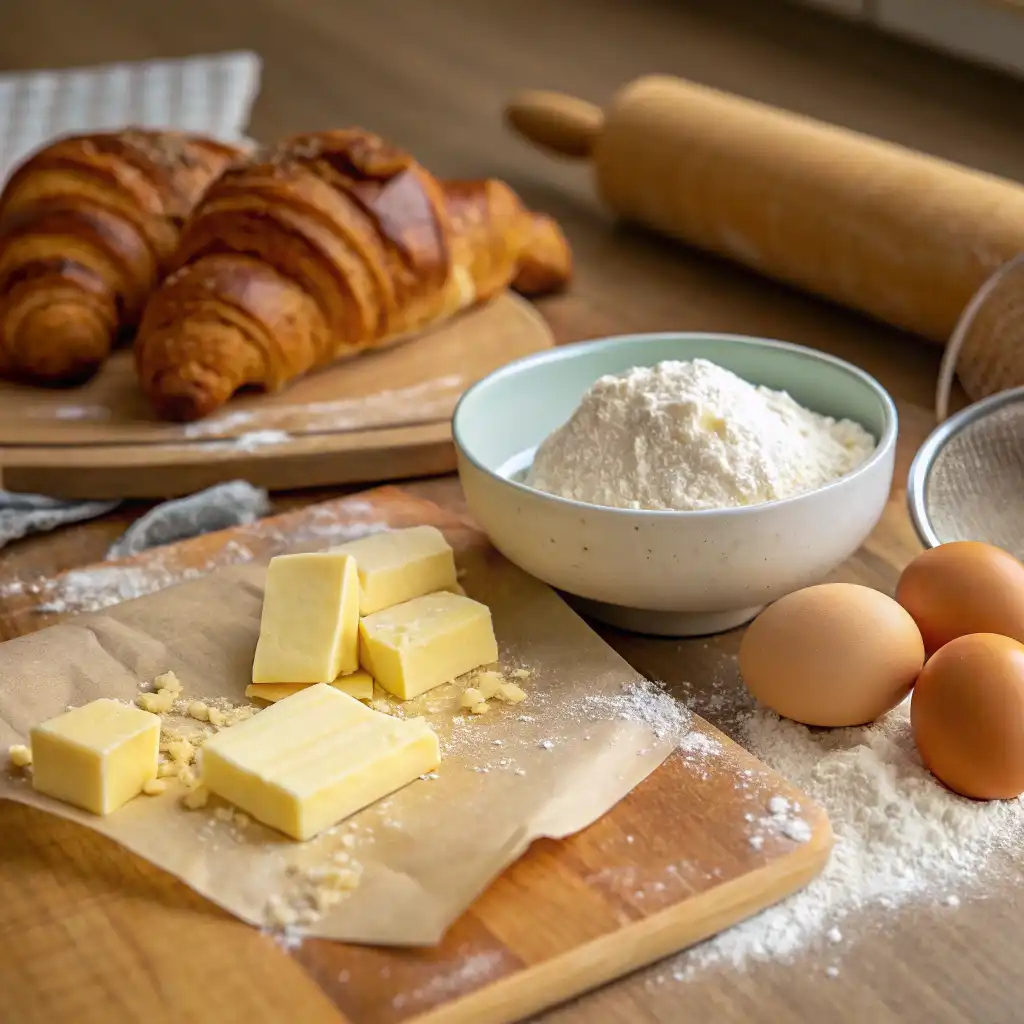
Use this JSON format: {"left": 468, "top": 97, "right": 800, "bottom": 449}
{"left": 453, "top": 333, "right": 897, "bottom": 636}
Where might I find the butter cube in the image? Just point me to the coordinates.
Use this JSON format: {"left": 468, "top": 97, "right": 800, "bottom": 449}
{"left": 252, "top": 552, "right": 360, "bottom": 684}
{"left": 245, "top": 670, "right": 374, "bottom": 704}
{"left": 200, "top": 683, "right": 440, "bottom": 841}
{"left": 330, "top": 526, "right": 456, "bottom": 615}
{"left": 359, "top": 591, "right": 499, "bottom": 700}
{"left": 31, "top": 699, "right": 160, "bottom": 816}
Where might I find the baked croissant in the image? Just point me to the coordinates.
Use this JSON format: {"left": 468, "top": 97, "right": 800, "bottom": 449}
{"left": 0, "top": 130, "right": 242, "bottom": 386}
{"left": 134, "top": 128, "right": 572, "bottom": 422}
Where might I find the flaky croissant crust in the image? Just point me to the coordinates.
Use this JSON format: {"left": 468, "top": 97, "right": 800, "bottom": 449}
{"left": 135, "top": 128, "right": 571, "bottom": 422}
{"left": 0, "top": 129, "right": 241, "bottom": 386}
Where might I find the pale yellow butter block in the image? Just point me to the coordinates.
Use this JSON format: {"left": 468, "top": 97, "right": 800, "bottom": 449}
{"left": 359, "top": 591, "right": 499, "bottom": 700}
{"left": 30, "top": 699, "right": 160, "bottom": 816}
{"left": 252, "top": 552, "right": 360, "bottom": 684}
{"left": 245, "top": 670, "right": 374, "bottom": 704}
{"left": 200, "top": 683, "right": 440, "bottom": 841}
{"left": 330, "top": 526, "right": 456, "bottom": 615}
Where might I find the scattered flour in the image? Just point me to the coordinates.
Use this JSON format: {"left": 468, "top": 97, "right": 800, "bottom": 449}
{"left": 389, "top": 951, "right": 504, "bottom": 1012}
{"left": 34, "top": 564, "right": 209, "bottom": 613}
{"left": 2, "top": 511, "right": 391, "bottom": 615}
{"left": 678, "top": 731, "right": 722, "bottom": 758}
{"left": 49, "top": 404, "right": 112, "bottom": 421}
{"left": 670, "top": 696, "right": 1024, "bottom": 977}
{"left": 573, "top": 678, "right": 690, "bottom": 742}
{"left": 183, "top": 409, "right": 260, "bottom": 438}
{"left": 219, "top": 430, "right": 293, "bottom": 452}
{"left": 526, "top": 359, "right": 876, "bottom": 511}
{"left": 180, "top": 376, "right": 464, "bottom": 439}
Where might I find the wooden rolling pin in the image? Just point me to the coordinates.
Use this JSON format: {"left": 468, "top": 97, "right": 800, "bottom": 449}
{"left": 505, "top": 76, "right": 1024, "bottom": 345}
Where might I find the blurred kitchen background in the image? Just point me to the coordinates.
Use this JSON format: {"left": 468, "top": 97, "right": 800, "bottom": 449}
{"left": 3, "top": 0, "right": 1024, "bottom": 185}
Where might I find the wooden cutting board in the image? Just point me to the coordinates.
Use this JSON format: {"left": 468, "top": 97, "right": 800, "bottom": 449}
{"left": 0, "top": 485, "right": 832, "bottom": 1024}
{"left": 0, "top": 294, "right": 552, "bottom": 501}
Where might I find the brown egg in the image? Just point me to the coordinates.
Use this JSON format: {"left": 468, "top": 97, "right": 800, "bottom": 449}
{"left": 739, "top": 583, "right": 925, "bottom": 727}
{"left": 896, "top": 541, "right": 1024, "bottom": 656}
{"left": 911, "top": 633, "right": 1024, "bottom": 800}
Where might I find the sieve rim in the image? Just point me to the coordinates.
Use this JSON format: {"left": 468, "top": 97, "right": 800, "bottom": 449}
{"left": 936, "top": 253, "right": 1024, "bottom": 422}
{"left": 908, "top": 384, "right": 1024, "bottom": 550}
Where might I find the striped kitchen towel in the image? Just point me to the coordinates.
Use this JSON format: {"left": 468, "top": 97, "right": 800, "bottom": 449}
{"left": 0, "top": 49, "right": 261, "bottom": 183}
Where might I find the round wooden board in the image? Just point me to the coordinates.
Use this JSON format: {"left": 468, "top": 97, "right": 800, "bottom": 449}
{"left": 0, "top": 293, "right": 553, "bottom": 500}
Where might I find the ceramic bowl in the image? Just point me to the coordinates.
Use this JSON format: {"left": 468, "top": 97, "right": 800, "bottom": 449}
{"left": 453, "top": 333, "right": 897, "bottom": 636}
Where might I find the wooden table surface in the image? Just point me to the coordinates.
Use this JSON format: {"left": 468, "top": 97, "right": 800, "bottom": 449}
{"left": 2, "top": 0, "right": 1024, "bottom": 1021}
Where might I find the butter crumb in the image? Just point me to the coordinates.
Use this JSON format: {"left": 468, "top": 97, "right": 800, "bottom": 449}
{"left": 512, "top": 668, "right": 533, "bottom": 680}
{"left": 8, "top": 744, "right": 32, "bottom": 768}
{"left": 154, "top": 671, "right": 183, "bottom": 694}
{"left": 476, "top": 671, "right": 503, "bottom": 699}
{"left": 266, "top": 898, "right": 299, "bottom": 928}
{"left": 214, "top": 806, "right": 234, "bottom": 822}
{"left": 157, "top": 761, "right": 180, "bottom": 778}
{"left": 138, "top": 690, "right": 175, "bottom": 714}
{"left": 182, "top": 786, "right": 209, "bottom": 810}
{"left": 142, "top": 778, "right": 168, "bottom": 796}
{"left": 166, "top": 739, "right": 196, "bottom": 765}
{"left": 313, "top": 888, "right": 344, "bottom": 912}
{"left": 225, "top": 706, "right": 256, "bottom": 726}
{"left": 207, "top": 707, "right": 226, "bottom": 728}
{"left": 309, "top": 864, "right": 363, "bottom": 891}
{"left": 497, "top": 682, "right": 527, "bottom": 704}
{"left": 159, "top": 731, "right": 181, "bottom": 751}
{"left": 470, "top": 702, "right": 490, "bottom": 715}
{"left": 178, "top": 767, "right": 198, "bottom": 789}
{"left": 460, "top": 687, "right": 484, "bottom": 708}
{"left": 188, "top": 701, "right": 210, "bottom": 722}
{"left": 370, "top": 699, "right": 392, "bottom": 715}
{"left": 233, "top": 812, "right": 250, "bottom": 828}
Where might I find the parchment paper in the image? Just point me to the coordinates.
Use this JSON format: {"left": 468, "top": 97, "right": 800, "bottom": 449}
{"left": 0, "top": 542, "right": 683, "bottom": 946}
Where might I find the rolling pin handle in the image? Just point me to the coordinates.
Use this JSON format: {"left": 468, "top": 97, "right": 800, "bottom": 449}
{"left": 504, "top": 90, "right": 603, "bottom": 160}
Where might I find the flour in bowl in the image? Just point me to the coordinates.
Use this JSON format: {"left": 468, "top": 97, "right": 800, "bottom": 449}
{"left": 526, "top": 359, "right": 876, "bottom": 511}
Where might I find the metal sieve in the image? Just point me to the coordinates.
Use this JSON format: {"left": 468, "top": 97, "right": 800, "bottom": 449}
{"left": 908, "top": 385, "right": 1024, "bottom": 558}
{"left": 936, "top": 253, "right": 1024, "bottom": 420}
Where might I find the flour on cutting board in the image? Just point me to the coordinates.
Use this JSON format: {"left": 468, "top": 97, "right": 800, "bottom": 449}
{"left": 180, "top": 375, "right": 464, "bottom": 439}
{"left": 208, "top": 430, "right": 293, "bottom": 452}
{"left": 0, "top": 508, "right": 391, "bottom": 615}
{"left": 27, "top": 404, "right": 113, "bottom": 422}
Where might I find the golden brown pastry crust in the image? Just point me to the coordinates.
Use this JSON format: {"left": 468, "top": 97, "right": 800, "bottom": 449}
{"left": 134, "top": 129, "right": 571, "bottom": 422}
{"left": 0, "top": 129, "right": 242, "bottom": 386}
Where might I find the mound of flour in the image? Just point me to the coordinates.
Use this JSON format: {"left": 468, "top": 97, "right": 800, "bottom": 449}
{"left": 526, "top": 359, "right": 876, "bottom": 511}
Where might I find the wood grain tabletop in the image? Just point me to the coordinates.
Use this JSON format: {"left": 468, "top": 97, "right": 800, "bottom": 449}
{"left": 2, "top": 0, "right": 1024, "bottom": 1021}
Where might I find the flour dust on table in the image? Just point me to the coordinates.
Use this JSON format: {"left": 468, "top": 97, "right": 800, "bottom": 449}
{"left": 527, "top": 359, "right": 875, "bottom": 511}
{"left": 652, "top": 661, "right": 1024, "bottom": 982}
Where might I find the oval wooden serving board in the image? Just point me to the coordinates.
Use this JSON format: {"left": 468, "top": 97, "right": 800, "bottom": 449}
{"left": 0, "top": 294, "right": 553, "bottom": 500}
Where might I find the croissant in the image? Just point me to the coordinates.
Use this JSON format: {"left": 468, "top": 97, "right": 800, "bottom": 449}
{"left": 134, "top": 128, "right": 572, "bottom": 422}
{"left": 0, "top": 129, "right": 243, "bottom": 386}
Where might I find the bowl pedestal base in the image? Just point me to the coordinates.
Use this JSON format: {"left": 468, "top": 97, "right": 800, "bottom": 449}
{"left": 567, "top": 597, "right": 764, "bottom": 637}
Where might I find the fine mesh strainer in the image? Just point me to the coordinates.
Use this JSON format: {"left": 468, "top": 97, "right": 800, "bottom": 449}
{"left": 935, "top": 253, "right": 1024, "bottom": 419}
{"left": 909, "top": 255, "right": 1024, "bottom": 557}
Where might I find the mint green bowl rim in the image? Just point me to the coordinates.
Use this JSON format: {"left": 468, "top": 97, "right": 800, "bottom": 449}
{"left": 452, "top": 332, "right": 898, "bottom": 520}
